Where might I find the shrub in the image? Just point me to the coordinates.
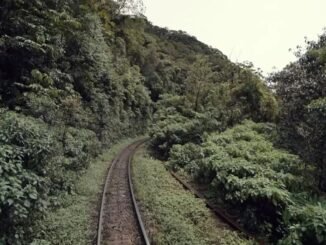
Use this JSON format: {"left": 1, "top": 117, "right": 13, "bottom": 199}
{"left": 281, "top": 203, "right": 326, "bottom": 245}
{"left": 0, "top": 110, "right": 102, "bottom": 243}
{"left": 169, "top": 120, "right": 311, "bottom": 240}
{"left": 0, "top": 111, "right": 53, "bottom": 243}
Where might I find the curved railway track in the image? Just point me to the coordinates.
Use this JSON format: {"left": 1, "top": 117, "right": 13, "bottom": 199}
{"left": 96, "top": 139, "right": 150, "bottom": 245}
{"left": 96, "top": 139, "right": 263, "bottom": 244}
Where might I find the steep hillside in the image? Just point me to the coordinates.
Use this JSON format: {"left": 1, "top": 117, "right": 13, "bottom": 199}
{"left": 151, "top": 31, "right": 326, "bottom": 244}
{"left": 0, "top": 1, "right": 153, "bottom": 243}
{"left": 0, "top": 0, "right": 279, "bottom": 244}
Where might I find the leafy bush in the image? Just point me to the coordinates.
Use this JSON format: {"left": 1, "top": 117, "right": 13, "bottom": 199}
{"left": 133, "top": 149, "right": 253, "bottom": 245}
{"left": 0, "top": 111, "right": 53, "bottom": 243}
{"left": 150, "top": 115, "right": 206, "bottom": 159}
{"left": 150, "top": 95, "right": 222, "bottom": 159}
{"left": 281, "top": 203, "right": 326, "bottom": 245}
{"left": 270, "top": 31, "right": 326, "bottom": 191}
{"left": 61, "top": 127, "right": 101, "bottom": 171}
{"left": 0, "top": 109, "right": 104, "bottom": 243}
{"left": 169, "top": 121, "right": 313, "bottom": 240}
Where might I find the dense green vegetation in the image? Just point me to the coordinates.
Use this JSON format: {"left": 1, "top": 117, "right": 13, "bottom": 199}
{"left": 168, "top": 121, "right": 325, "bottom": 243}
{"left": 0, "top": 0, "right": 276, "bottom": 243}
{"left": 0, "top": 0, "right": 325, "bottom": 244}
{"left": 149, "top": 32, "right": 326, "bottom": 244}
{"left": 0, "top": 1, "right": 151, "bottom": 243}
{"left": 270, "top": 34, "right": 326, "bottom": 191}
{"left": 149, "top": 61, "right": 278, "bottom": 159}
{"left": 32, "top": 138, "right": 139, "bottom": 245}
{"left": 133, "top": 148, "right": 252, "bottom": 245}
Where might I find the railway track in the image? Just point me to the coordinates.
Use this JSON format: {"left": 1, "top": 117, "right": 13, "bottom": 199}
{"left": 96, "top": 139, "right": 150, "bottom": 245}
{"left": 96, "top": 139, "right": 263, "bottom": 244}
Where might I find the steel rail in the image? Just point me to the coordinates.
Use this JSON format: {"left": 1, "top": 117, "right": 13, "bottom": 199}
{"left": 96, "top": 139, "right": 150, "bottom": 245}
{"left": 128, "top": 139, "right": 151, "bottom": 245}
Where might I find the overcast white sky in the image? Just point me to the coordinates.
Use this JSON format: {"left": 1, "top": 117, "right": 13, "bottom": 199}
{"left": 143, "top": 0, "right": 326, "bottom": 75}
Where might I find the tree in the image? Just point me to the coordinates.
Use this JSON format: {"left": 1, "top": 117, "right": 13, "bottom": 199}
{"left": 305, "top": 98, "right": 326, "bottom": 190}
{"left": 185, "top": 57, "right": 215, "bottom": 111}
{"left": 98, "top": 0, "right": 145, "bottom": 17}
{"left": 116, "top": 0, "right": 145, "bottom": 16}
{"left": 270, "top": 32, "right": 326, "bottom": 190}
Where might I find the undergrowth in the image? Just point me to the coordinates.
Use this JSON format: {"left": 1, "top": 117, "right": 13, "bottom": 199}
{"left": 31, "top": 138, "right": 141, "bottom": 245}
{"left": 132, "top": 148, "right": 254, "bottom": 245}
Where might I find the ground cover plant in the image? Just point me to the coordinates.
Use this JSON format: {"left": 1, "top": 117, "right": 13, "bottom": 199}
{"left": 132, "top": 148, "right": 253, "bottom": 245}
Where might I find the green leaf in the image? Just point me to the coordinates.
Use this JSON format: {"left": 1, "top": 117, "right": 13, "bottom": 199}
{"left": 29, "top": 193, "right": 37, "bottom": 200}
{"left": 24, "top": 200, "right": 31, "bottom": 208}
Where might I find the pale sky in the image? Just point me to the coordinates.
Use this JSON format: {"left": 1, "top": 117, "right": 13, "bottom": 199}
{"left": 143, "top": 0, "right": 326, "bottom": 75}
